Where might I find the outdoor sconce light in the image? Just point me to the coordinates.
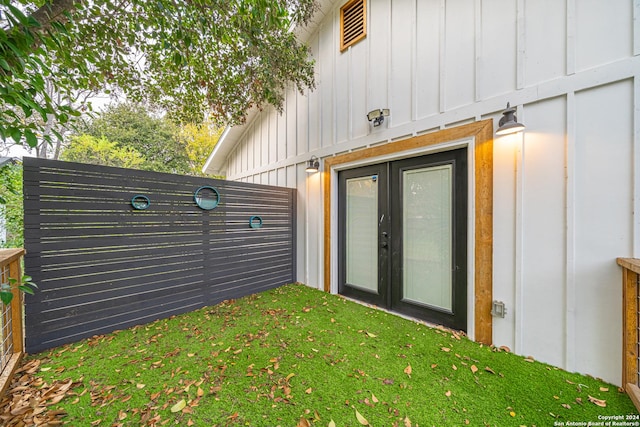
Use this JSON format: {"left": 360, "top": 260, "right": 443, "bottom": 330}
{"left": 306, "top": 155, "right": 320, "bottom": 173}
{"left": 496, "top": 102, "right": 525, "bottom": 135}
{"left": 367, "top": 108, "right": 390, "bottom": 127}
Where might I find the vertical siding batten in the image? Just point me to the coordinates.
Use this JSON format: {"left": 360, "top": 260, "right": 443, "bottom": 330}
{"left": 635, "top": 77, "right": 640, "bottom": 257}
{"left": 439, "top": 0, "right": 446, "bottom": 114}
{"left": 513, "top": 112, "right": 525, "bottom": 354}
{"left": 516, "top": 0, "right": 525, "bottom": 89}
{"left": 566, "top": 0, "right": 576, "bottom": 76}
{"left": 635, "top": 0, "right": 640, "bottom": 57}
{"left": 565, "top": 91, "right": 577, "bottom": 373}
{"left": 411, "top": 0, "right": 418, "bottom": 121}
{"left": 474, "top": 0, "right": 481, "bottom": 102}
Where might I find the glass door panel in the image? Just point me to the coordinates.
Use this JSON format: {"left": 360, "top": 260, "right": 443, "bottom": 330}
{"left": 402, "top": 165, "right": 452, "bottom": 311}
{"left": 338, "top": 164, "right": 388, "bottom": 307}
{"left": 390, "top": 148, "right": 467, "bottom": 331}
{"left": 345, "top": 175, "right": 379, "bottom": 293}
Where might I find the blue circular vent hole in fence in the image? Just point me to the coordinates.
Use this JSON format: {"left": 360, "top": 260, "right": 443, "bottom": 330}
{"left": 249, "top": 216, "right": 263, "bottom": 229}
{"left": 131, "top": 195, "right": 151, "bottom": 210}
{"left": 194, "top": 186, "right": 220, "bottom": 210}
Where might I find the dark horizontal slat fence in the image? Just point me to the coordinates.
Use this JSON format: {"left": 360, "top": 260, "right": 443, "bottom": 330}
{"left": 23, "top": 158, "right": 296, "bottom": 353}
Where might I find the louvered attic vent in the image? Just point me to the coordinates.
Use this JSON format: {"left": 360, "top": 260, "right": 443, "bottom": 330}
{"left": 340, "top": 0, "right": 366, "bottom": 51}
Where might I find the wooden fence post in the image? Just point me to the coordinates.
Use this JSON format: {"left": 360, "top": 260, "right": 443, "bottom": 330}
{"left": 617, "top": 258, "right": 640, "bottom": 412}
{"left": 0, "top": 248, "right": 25, "bottom": 399}
{"left": 8, "top": 258, "right": 22, "bottom": 354}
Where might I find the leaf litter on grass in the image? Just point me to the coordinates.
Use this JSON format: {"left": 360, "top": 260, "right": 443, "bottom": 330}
{"left": 1, "top": 283, "right": 637, "bottom": 426}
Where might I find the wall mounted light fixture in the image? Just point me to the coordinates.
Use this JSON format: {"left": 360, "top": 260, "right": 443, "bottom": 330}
{"left": 306, "top": 155, "right": 320, "bottom": 173}
{"left": 367, "top": 109, "right": 390, "bottom": 127}
{"left": 496, "top": 102, "right": 525, "bottom": 135}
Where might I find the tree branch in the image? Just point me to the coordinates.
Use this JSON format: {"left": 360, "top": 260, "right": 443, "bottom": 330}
{"left": 30, "top": 0, "right": 82, "bottom": 33}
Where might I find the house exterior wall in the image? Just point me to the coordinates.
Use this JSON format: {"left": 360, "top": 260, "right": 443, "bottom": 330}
{"left": 209, "top": 0, "right": 638, "bottom": 386}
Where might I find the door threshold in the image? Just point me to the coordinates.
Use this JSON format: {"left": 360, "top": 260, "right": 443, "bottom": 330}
{"left": 338, "top": 294, "right": 467, "bottom": 339}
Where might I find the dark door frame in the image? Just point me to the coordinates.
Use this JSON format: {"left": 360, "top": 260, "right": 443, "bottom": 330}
{"left": 337, "top": 163, "right": 389, "bottom": 307}
{"left": 323, "top": 120, "right": 494, "bottom": 345}
{"left": 389, "top": 149, "right": 468, "bottom": 330}
{"left": 338, "top": 149, "right": 468, "bottom": 331}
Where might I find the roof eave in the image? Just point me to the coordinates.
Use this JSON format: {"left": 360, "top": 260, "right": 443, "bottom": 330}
{"left": 202, "top": 0, "right": 339, "bottom": 176}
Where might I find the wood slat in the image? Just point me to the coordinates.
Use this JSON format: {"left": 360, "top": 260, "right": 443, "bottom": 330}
{"left": 23, "top": 158, "right": 296, "bottom": 354}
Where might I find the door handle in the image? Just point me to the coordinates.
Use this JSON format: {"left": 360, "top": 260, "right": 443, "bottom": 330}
{"left": 381, "top": 231, "right": 389, "bottom": 248}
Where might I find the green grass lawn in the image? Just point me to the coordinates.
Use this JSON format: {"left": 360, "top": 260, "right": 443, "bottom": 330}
{"left": 12, "top": 284, "right": 638, "bottom": 426}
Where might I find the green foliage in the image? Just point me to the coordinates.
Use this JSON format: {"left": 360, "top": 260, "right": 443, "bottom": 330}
{"left": 0, "top": 162, "right": 23, "bottom": 248}
{"left": 81, "top": 103, "right": 190, "bottom": 174}
{"left": 176, "top": 121, "right": 223, "bottom": 175}
{"left": 0, "top": 274, "right": 37, "bottom": 305}
{"left": 60, "top": 134, "right": 145, "bottom": 169}
{"left": 26, "top": 285, "right": 636, "bottom": 426}
{"left": 0, "top": 1, "right": 81, "bottom": 149}
{"left": 0, "top": 0, "right": 317, "bottom": 151}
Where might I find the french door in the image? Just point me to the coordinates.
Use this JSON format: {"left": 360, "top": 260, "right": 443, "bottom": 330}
{"left": 338, "top": 148, "right": 468, "bottom": 331}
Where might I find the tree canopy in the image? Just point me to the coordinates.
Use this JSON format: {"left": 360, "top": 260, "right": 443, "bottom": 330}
{"left": 65, "top": 103, "right": 221, "bottom": 175}
{"left": 60, "top": 134, "right": 145, "bottom": 169}
{"left": 82, "top": 103, "right": 190, "bottom": 173}
{"left": 0, "top": 0, "right": 317, "bottom": 151}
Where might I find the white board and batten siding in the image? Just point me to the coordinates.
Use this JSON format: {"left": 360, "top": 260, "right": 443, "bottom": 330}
{"left": 208, "top": 0, "right": 639, "bottom": 386}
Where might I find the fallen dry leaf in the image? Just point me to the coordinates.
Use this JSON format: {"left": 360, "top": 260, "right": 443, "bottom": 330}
{"left": 445, "top": 390, "right": 452, "bottom": 397}
{"left": 404, "top": 364, "right": 412, "bottom": 377}
{"left": 355, "top": 408, "right": 369, "bottom": 425}
{"left": 599, "top": 387, "right": 609, "bottom": 392}
{"left": 441, "top": 347, "right": 451, "bottom": 352}
{"left": 328, "top": 420, "right": 336, "bottom": 427}
{"left": 485, "top": 366, "right": 495, "bottom": 374}
{"left": 470, "top": 365, "right": 478, "bottom": 374}
{"left": 588, "top": 395, "right": 607, "bottom": 407}
{"left": 404, "top": 415, "right": 412, "bottom": 426}
{"left": 371, "top": 393, "right": 379, "bottom": 403}
{"left": 297, "top": 417, "right": 311, "bottom": 427}
{"left": 170, "top": 399, "right": 187, "bottom": 413}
